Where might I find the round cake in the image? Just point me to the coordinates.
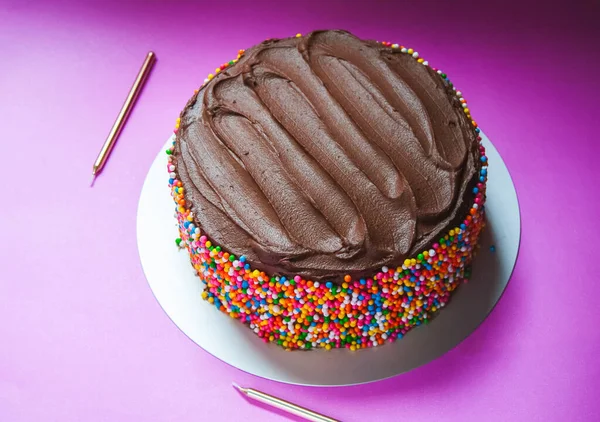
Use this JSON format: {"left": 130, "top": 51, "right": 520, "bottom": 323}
{"left": 167, "top": 30, "right": 488, "bottom": 350}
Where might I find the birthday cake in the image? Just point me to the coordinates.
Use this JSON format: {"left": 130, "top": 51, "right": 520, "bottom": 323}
{"left": 167, "top": 30, "right": 487, "bottom": 350}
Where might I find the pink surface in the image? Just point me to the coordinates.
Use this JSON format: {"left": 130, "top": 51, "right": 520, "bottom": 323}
{"left": 1, "top": 0, "right": 599, "bottom": 420}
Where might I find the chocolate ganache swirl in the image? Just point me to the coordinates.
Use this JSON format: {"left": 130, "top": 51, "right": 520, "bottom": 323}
{"left": 175, "top": 30, "right": 480, "bottom": 283}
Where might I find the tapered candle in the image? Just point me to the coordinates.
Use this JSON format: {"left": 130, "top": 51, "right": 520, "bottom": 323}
{"left": 91, "top": 51, "right": 156, "bottom": 185}
{"left": 233, "top": 383, "right": 339, "bottom": 422}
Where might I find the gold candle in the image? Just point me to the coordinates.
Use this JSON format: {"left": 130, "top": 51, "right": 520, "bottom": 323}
{"left": 233, "top": 383, "right": 339, "bottom": 422}
{"left": 91, "top": 51, "right": 156, "bottom": 185}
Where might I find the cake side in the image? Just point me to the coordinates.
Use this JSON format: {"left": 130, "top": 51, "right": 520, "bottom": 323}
{"left": 174, "top": 30, "right": 480, "bottom": 283}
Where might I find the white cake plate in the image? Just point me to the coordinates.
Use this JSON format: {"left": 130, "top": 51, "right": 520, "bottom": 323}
{"left": 137, "top": 131, "right": 520, "bottom": 387}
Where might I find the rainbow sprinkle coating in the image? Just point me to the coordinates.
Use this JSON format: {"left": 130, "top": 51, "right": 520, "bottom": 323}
{"left": 166, "top": 36, "right": 488, "bottom": 351}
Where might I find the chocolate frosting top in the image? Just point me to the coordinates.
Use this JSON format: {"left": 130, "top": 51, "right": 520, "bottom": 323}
{"left": 175, "top": 30, "right": 479, "bottom": 282}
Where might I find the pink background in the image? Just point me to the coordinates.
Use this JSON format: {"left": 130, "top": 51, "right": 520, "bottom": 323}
{"left": 1, "top": 0, "right": 599, "bottom": 420}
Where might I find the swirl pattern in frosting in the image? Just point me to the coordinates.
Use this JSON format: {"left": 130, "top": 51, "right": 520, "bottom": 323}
{"left": 174, "top": 30, "right": 480, "bottom": 282}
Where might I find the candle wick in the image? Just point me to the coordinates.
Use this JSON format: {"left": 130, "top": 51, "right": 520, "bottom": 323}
{"left": 232, "top": 382, "right": 245, "bottom": 393}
